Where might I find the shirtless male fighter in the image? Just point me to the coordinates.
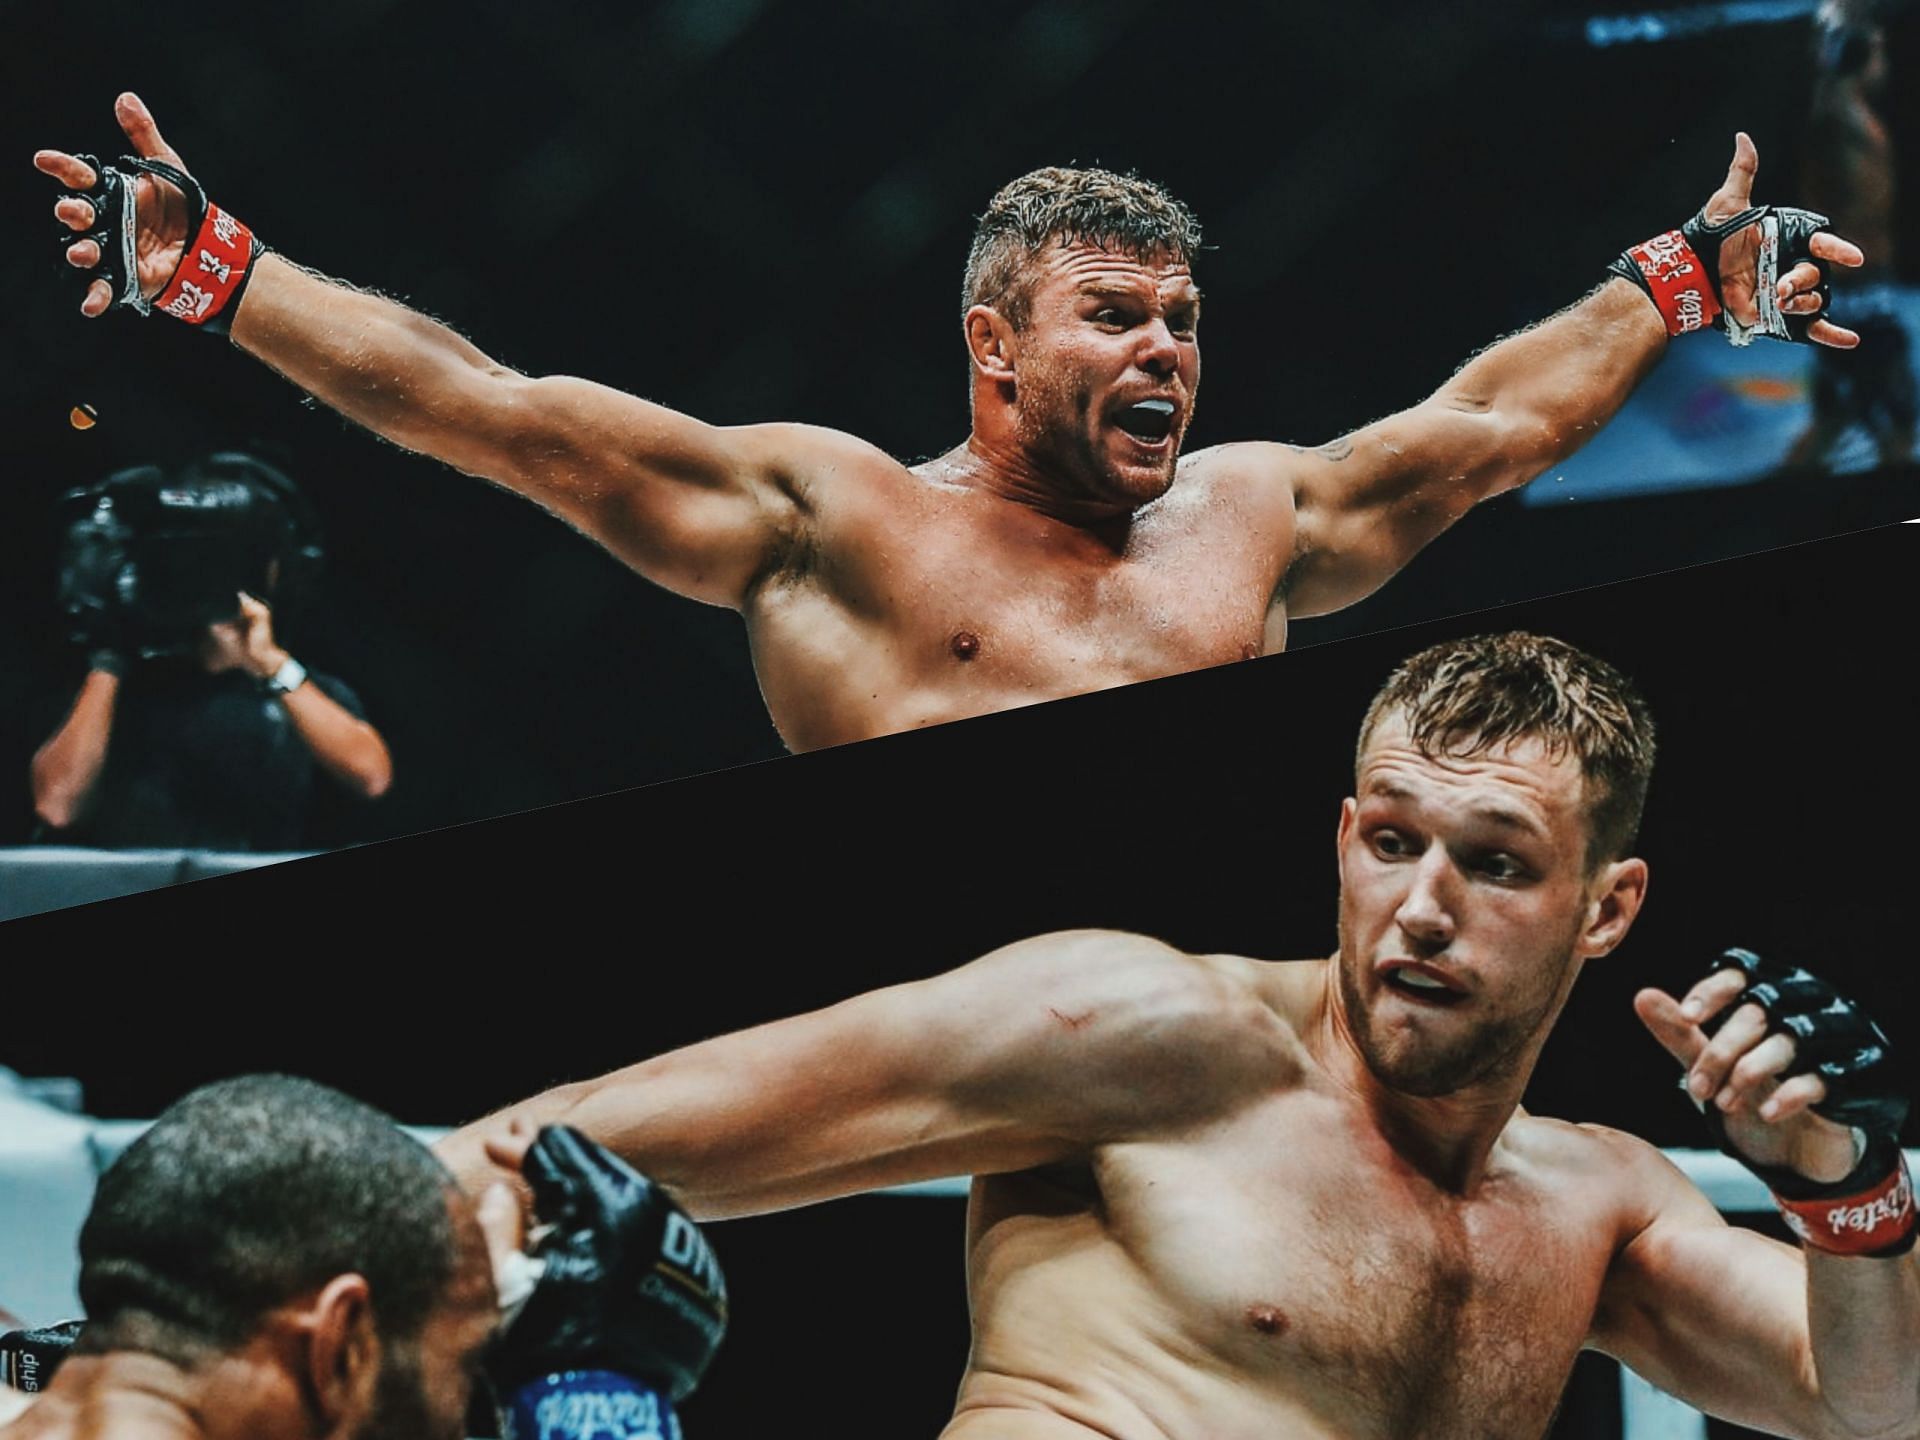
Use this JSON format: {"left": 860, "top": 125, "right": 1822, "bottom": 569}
{"left": 36, "top": 97, "right": 1866, "bottom": 749}
{"left": 443, "top": 632, "right": 1919, "bottom": 1439}
{"left": 0, "top": 1078, "right": 727, "bottom": 1440}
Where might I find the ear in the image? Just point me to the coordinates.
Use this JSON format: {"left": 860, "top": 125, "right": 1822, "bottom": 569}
{"left": 300, "top": 1274, "right": 379, "bottom": 1428}
{"left": 1577, "top": 856, "right": 1648, "bottom": 961}
{"left": 964, "top": 305, "right": 1018, "bottom": 382}
{"left": 1335, "top": 797, "right": 1357, "bottom": 879}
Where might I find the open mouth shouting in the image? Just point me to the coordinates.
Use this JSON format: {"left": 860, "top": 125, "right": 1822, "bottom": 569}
{"left": 1112, "top": 396, "right": 1178, "bottom": 449}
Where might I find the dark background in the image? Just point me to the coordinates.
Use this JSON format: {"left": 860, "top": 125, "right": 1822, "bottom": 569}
{"left": 9, "top": 521, "right": 1917, "bottom": 1439}
{"left": 3, "top": 0, "right": 1919, "bottom": 846}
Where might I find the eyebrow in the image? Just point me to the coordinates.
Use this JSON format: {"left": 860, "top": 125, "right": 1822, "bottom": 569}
{"left": 1078, "top": 282, "right": 1203, "bottom": 308}
{"left": 1361, "top": 781, "right": 1547, "bottom": 839}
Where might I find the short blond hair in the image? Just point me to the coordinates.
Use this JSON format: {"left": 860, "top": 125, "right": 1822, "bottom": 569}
{"left": 1358, "top": 632, "right": 1657, "bottom": 865}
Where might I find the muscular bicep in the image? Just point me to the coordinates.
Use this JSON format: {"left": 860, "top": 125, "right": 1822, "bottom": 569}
{"left": 1276, "top": 398, "right": 1533, "bottom": 618}
{"left": 1278, "top": 284, "right": 1665, "bottom": 617}
{"left": 1589, "top": 1141, "right": 1835, "bottom": 1436}
{"left": 236, "top": 263, "right": 804, "bottom": 607}
{"left": 451, "top": 371, "right": 829, "bottom": 608}
{"left": 519, "top": 930, "right": 1288, "bottom": 1218}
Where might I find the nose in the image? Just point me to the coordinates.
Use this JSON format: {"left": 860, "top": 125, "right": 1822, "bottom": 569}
{"left": 1137, "top": 318, "right": 1178, "bottom": 379}
{"left": 1395, "top": 849, "right": 1456, "bottom": 951}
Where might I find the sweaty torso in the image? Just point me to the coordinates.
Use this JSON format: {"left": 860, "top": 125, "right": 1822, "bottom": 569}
{"left": 743, "top": 446, "right": 1297, "bottom": 750}
{"left": 946, "top": 961, "right": 1637, "bottom": 1440}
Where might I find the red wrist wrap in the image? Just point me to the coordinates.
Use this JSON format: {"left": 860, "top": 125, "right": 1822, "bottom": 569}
{"left": 153, "top": 202, "right": 257, "bottom": 326}
{"left": 1622, "top": 230, "right": 1722, "bottom": 337}
{"left": 1775, "top": 1154, "right": 1915, "bottom": 1257}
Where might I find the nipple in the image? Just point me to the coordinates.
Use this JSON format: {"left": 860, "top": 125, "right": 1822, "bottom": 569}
{"left": 1245, "top": 1303, "right": 1289, "bottom": 1337}
{"left": 950, "top": 630, "right": 982, "bottom": 662}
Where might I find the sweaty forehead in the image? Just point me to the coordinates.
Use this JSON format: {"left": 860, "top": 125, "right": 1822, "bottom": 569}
{"left": 1033, "top": 242, "right": 1197, "bottom": 302}
{"left": 1356, "top": 717, "right": 1586, "bottom": 828}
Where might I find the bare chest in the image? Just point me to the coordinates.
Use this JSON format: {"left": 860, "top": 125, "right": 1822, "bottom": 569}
{"left": 1098, "top": 1102, "right": 1614, "bottom": 1438}
{"left": 750, "top": 478, "right": 1290, "bottom": 746}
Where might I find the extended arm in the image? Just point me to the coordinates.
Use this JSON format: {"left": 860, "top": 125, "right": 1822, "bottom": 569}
{"left": 30, "top": 667, "right": 118, "bottom": 831}
{"left": 38, "top": 94, "right": 856, "bottom": 610}
{"left": 1270, "top": 135, "right": 1863, "bottom": 617}
{"left": 1277, "top": 279, "right": 1665, "bottom": 617}
{"left": 1590, "top": 1138, "right": 1919, "bottom": 1439}
{"left": 437, "top": 931, "right": 1285, "bottom": 1219}
{"left": 227, "top": 255, "right": 816, "bottom": 606}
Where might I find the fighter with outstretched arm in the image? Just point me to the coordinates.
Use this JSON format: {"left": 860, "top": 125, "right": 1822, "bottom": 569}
{"left": 435, "top": 633, "right": 1918, "bottom": 1440}
{"left": 36, "top": 96, "right": 1863, "bottom": 749}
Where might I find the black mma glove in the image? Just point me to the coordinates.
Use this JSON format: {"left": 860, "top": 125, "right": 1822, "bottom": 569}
{"left": 1609, "top": 205, "right": 1833, "bottom": 345}
{"left": 1695, "top": 948, "right": 1912, "bottom": 1256}
{"left": 0, "top": 1320, "right": 83, "bottom": 1392}
{"left": 488, "top": 1127, "right": 728, "bottom": 1440}
{"left": 60, "top": 154, "right": 264, "bottom": 335}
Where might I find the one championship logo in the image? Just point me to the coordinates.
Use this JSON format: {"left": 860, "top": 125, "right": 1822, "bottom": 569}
{"left": 659, "top": 1211, "right": 725, "bottom": 1305}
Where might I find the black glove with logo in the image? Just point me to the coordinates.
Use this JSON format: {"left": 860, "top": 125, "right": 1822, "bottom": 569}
{"left": 487, "top": 1127, "right": 728, "bottom": 1440}
{"left": 1695, "top": 948, "right": 1912, "bottom": 1257}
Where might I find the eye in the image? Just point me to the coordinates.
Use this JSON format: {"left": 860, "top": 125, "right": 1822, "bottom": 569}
{"left": 1169, "top": 311, "right": 1198, "bottom": 338}
{"left": 1093, "top": 307, "right": 1126, "bottom": 327}
{"left": 1370, "top": 828, "right": 1413, "bottom": 859}
{"left": 1472, "top": 852, "right": 1529, "bottom": 883}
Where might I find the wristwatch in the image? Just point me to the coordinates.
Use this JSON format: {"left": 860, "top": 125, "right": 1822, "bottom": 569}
{"left": 264, "top": 655, "right": 308, "bottom": 696}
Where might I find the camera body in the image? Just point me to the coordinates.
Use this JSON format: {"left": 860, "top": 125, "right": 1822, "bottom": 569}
{"left": 56, "top": 455, "right": 322, "bottom": 660}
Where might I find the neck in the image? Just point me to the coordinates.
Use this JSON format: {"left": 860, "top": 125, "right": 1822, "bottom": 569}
{"left": 933, "top": 432, "right": 1141, "bottom": 539}
{"left": 17, "top": 1353, "right": 208, "bottom": 1440}
{"left": 25, "top": 1343, "right": 320, "bottom": 1440}
{"left": 1315, "top": 959, "right": 1537, "bottom": 1193}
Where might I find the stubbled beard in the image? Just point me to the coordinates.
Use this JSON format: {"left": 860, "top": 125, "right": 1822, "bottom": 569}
{"left": 1334, "top": 922, "right": 1577, "bottom": 1099}
{"left": 1015, "top": 372, "right": 1177, "bottom": 504}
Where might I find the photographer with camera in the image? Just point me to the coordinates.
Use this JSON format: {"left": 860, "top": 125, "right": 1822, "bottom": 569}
{"left": 29, "top": 453, "right": 392, "bottom": 851}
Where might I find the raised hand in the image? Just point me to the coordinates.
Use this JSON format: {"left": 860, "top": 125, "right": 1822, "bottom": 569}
{"left": 1701, "top": 133, "right": 1864, "bottom": 349}
{"left": 35, "top": 93, "right": 194, "bottom": 317}
{"left": 1636, "top": 957, "right": 1864, "bottom": 1182}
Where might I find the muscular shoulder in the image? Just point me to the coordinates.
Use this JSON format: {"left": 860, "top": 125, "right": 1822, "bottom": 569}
{"left": 982, "top": 929, "right": 1278, "bottom": 1026}
{"left": 960, "top": 931, "right": 1306, "bottom": 1132}
{"left": 1175, "top": 441, "right": 1306, "bottom": 514}
{"left": 731, "top": 422, "right": 911, "bottom": 506}
{"left": 1506, "top": 1119, "right": 1717, "bottom": 1246}
{"left": 1506, "top": 1117, "right": 1676, "bottom": 1185}
{"left": 728, "top": 423, "right": 918, "bottom": 586}
{"left": 1166, "top": 442, "right": 1313, "bottom": 574}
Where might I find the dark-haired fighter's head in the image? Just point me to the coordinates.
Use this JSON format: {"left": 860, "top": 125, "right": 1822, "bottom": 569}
{"left": 1335, "top": 633, "right": 1656, "bottom": 1098}
{"left": 962, "top": 167, "right": 1204, "bottom": 517}
{"left": 66, "top": 1075, "right": 498, "bottom": 1440}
